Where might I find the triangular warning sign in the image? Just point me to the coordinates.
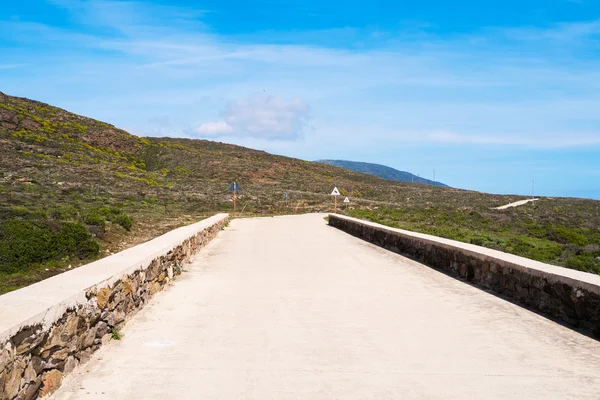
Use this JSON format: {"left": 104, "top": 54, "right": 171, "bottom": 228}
{"left": 331, "top": 187, "right": 340, "bottom": 196}
{"left": 343, "top": 197, "right": 350, "bottom": 203}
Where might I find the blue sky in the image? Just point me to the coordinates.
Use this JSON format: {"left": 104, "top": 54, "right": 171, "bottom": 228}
{"left": 1, "top": 0, "right": 600, "bottom": 199}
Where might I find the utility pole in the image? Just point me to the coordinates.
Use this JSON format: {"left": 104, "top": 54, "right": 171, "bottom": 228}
{"left": 433, "top": 169, "right": 436, "bottom": 183}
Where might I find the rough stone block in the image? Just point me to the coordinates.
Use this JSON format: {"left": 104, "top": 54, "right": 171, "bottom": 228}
{"left": 4, "top": 362, "right": 24, "bottom": 399}
{"left": 39, "top": 370, "right": 62, "bottom": 398}
{"left": 21, "top": 377, "right": 42, "bottom": 400}
{"left": 23, "top": 361, "right": 36, "bottom": 384}
{"left": 0, "top": 343, "right": 13, "bottom": 373}
{"left": 63, "top": 357, "right": 78, "bottom": 375}
{"left": 96, "top": 287, "right": 111, "bottom": 309}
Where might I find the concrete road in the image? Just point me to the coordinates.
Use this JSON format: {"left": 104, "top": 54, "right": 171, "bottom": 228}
{"left": 495, "top": 198, "right": 539, "bottom": 210}
{"left": 52, "top": 214, "right": 600, "bottom": 400}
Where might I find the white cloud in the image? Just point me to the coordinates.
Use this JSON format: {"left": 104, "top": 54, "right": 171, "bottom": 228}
{"left": 196, "top": 120, "right": 233, "bottom": 135}
{"left": 196, "top": 94, "right": 311, "bottom": 140}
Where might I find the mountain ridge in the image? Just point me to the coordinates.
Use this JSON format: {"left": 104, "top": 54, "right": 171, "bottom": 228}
{"left": 316, "top": 159, "right": 448, "bottom": 187}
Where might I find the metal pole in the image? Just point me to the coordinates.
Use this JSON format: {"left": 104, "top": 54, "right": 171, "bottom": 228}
{"left": 233, "top": 190, "right": 237, "bottom": 216}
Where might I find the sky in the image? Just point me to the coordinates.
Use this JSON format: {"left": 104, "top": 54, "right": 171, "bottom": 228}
{"left": 1, "top": 0, "right": 599, "bottom": 199}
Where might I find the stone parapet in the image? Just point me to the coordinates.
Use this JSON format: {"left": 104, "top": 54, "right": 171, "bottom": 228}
{"left": 329, "top": 214, "right": 600, "bottom": 338}
{"left": 0, "top": 214, "right": 228, "bottom": 399}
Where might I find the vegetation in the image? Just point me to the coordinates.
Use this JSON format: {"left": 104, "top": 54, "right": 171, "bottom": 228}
{"left": 1, "top": 90, "right": 599, "bottom": 294}
{"left": 110, "top": 327, "right": 122, "bottom": 340}
{"left": 0, "top": 219, "right": 99, "bottom": 274}
{"left": 348, "top": 199, "right": 600, "bottom": 274}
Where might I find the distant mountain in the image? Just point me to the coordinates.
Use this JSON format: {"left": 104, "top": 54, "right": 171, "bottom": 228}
{"left": 316, "top": 160, "right": 449, "bottom": 187}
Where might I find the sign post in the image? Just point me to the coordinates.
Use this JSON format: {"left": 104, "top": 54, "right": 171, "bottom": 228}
{"left": 283, "top": 192, "right": 289, "bottom": 208}
{"left": 229, "top": 181, "right": 241, "bottom": 216}
{"left": 331, "top": 187, "right": 341, "bottom": 210}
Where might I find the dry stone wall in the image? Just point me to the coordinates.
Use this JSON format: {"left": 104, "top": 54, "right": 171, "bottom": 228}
{"left": 0, "top": 214, "right": 228, "bottom": 400}
{"left": 329, "top": 214, "right": 600, "bottom": 338}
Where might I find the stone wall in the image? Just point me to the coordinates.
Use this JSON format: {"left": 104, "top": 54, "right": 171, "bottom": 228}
{"left": 0, "top": 214, "right": 228, "bottom": 399}
{"left": 329, "top": 214, "right": 600, "bottom": 338}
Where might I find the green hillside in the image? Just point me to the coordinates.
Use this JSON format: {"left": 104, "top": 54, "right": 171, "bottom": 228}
{"left": 1, "top": 91, "right": 599, "bottom": 293}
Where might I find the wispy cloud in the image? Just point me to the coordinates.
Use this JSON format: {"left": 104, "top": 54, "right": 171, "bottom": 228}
{"left": 1, "top": 0, "right": 599, "bottom": 151}
{"left": 501, "top": 19, "right": 600, "bottom": 42}
{"left": 0, "top": 64, "right": 26, "bottom": 70}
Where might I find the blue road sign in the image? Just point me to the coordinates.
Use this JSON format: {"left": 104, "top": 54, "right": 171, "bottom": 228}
{"left": 229, "top": 181, "right": 241, "bottom": 192}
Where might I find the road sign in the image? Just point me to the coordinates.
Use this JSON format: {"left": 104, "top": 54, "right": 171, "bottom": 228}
{"left": 229, "top": 181, "right": 240, "bottom": 216}
{"left": 229, "top": 181, "right": 241, "bottom": 192}
{"left": 331, "top": 187, "right": 340, "bottom": 196}
{"left": 343, "top": 197, "right": 350, "bottom": 203}
{"left": 283, "top": 193, "right": 289, "bottom": 200}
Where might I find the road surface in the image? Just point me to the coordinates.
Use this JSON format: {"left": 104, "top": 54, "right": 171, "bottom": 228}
{"left": 52, "top": 214, "right": 600, "bottom": 400}
{"left": 495, "top": 198, "right": 539, "bottom": 209}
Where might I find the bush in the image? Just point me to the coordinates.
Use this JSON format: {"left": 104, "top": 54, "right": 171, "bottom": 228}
{"left": 0, "top": 221, "right": 54, "bottom": 274}
{"left": 143, "top": 196, "right": 158, "bottom": 205}
{"left": 82, "top": 206, "right": 133, "bottom": 231}
{"left": 50, "top": 204, "right": 78, "bottom": 220}
{"left": 100, "top": 206, "right": 133, "bottom": 230}
{"left": 83, "top": 212, "right": 105, "bottom": 226}
{"left": 53, "top": 222, "right": 100, "bottom": 259}
{"left": 504, "top": 236, "right": 563, "bottom": 263}
{"left": 0, "top": 220, "right": 100, "bottom": 274}
{"left": 547, "top": 226, "right": 589, "bottom": 246}
{"left": 4, "top": 206, "right": 48, "bottom": 220}
{"left": 113, "top": 213, "right": 133, "bottom": 231}
{"left": 469, "top": 234, "right": 505, "bottom": 250}
{"left": 565, "top": 255, "right": 600, "bottom": 274}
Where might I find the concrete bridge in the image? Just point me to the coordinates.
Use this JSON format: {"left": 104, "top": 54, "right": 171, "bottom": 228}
{"left": 1, "top": 214, "right": 600, "bottom": 399}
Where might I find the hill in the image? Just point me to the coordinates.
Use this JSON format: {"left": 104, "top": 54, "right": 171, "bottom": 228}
{"left": 1, "top": 90, "right": 599, "bottom": 293}
{"left": 317, "top": 160, "right": 448, "bottom": 187}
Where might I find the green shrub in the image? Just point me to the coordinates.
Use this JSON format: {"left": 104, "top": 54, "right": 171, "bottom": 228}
{"left": 0, "top": 220, "right": 99, "bottom": 274}
{"left": 547, "top": 226, "right": 589, "bottom": 246}
{"left": 469, "top": 234, "right": 505, "bottom": 249}
{"left": 53, "top": 222, "right": 100, "bottom": 259}
{"left": 565, "top": 255, "right": 600, "bottom": 274}
{"left": 113, "top": 213, "right": 133, "bottom": 231}
{"left": 143, "top": 196, "right": 158, "bottom": 205}
{"left": 0, "top": 221, "right": 54, "bottom": 273}
{"left": 85, "top": 206, "right": 133, "bottom": 231}
{"left": 83, "top": 212, "right": 105, "bottom": 226}
{"left": 5, "top": 206, "right": 48, "bottom": 220}
{"left": 504, "top": 236, "right": 563, "bottom": 263}
{"left": 50, "top": 204, "right": 78, "bottom": 220}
